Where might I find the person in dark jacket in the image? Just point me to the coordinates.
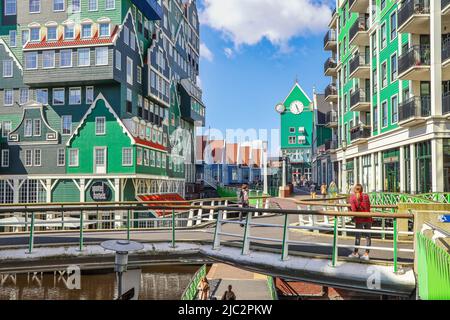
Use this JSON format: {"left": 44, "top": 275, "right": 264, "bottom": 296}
{"left": 238, "top": 184, "right": 249, "bottom": 227}
{"left": 348, "top": 184, "right": 372, "bottom": 261}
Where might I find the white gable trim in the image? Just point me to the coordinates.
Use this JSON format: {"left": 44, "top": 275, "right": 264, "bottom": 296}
{"left": 0, "top": 39, "right": 23, "bottom": 72}
{"left": 65, "top": 93, "right": 135, "bottom": 147}
{"left": 283, "top": 82, "right": 312, "bottom": 105}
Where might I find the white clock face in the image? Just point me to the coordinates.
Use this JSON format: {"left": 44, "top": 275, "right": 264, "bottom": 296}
{"left": 290, "top": 101, "right": 304, "bottom": 115}
{"left": 275, "top": 103, "right": 286, "bottom": 114}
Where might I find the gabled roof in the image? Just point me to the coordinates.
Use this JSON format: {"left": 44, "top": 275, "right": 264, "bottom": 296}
{"left": 65, "top": 93, "right": 135, "bottom": 147}
{"left": 0, "top": 38, "right": 23, "bottom": 72}
{"left": 282, "top": 82, "right": 312, "bottom": 105}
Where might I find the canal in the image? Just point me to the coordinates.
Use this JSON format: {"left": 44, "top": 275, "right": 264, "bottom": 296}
{"left": 0, "top": 265, "right": 201, "bottom": 300}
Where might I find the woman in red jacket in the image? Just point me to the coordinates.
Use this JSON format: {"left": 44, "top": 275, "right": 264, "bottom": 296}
{"left": 348, "top": 184, "right": 372, "bottom": 261}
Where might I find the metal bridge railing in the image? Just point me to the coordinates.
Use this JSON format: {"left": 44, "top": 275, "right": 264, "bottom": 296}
{"left": 181, "top": 264, "right": 207, "bottom": 300}
{"left": 0, "top": 202, "right": 414, "bottom": 274}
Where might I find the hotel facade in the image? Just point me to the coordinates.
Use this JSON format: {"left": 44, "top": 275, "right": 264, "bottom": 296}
{"left": 0, "top": 0, "right": 205, "bottom": 204}
{"left": 324, "top": 0, "right": 450, "bottom": 194}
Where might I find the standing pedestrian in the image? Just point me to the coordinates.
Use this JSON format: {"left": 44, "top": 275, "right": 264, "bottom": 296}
{"left": 238, "top": 184, "right": 249, "bottom": 227}
{"left": 309, "top": 182, "right": 316, "bottom": 199}
{"left": 328, "top": 181, "right": 338, "bottom": 198}
{"left": 348, "top": 184, "right": 372, "bottom": 261}
{"left": 197, "top": 277, "right": 210, "bottom": 300}
{"left": 221, "top": 285, "right": 236, "bottom": 300}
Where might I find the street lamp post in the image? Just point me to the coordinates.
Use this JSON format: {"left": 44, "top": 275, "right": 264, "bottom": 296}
{"left": 101, "top": 240, "right": 144, "bottom": 300}
{"left": 341, "top": 140, "right": 348, "bottom": 194}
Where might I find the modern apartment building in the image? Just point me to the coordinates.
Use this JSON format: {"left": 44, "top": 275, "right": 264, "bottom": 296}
{"left": 0, "top": 0, "right": 205, "bottom": 203}
{"left": 323, "top": 0, "right": 450, "bottom": 194}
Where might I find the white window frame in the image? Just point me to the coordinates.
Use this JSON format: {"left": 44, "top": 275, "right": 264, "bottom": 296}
{"left": 53, "top": 0, "right": 64, "bottom": 12}
{"left": 115, "top": 49, "right": 121, "bottom": 70}
{"left": 88, "top": 0, "right": 98, "bottom": 11}
{"left": 33, "top": 119, "right": 41, "bottom": 137}
{"left": 57, "top": 148, "right": 65, "bottom": 166}
{"left": 30, "top": 27, "right": 40, "bottom": 42}
{"left": 36, "top": 88, "right": 48, "bottom": 105}
{"left": 77, "top": 48, "right": 91, "bottom": 67}
{"left": 4, "top": 0, "right": 16, "bottom": 16}
{"left": 122, "top": 148, "right": 133, "bottom": 166}
{"left": 126, "top": 57, "right": 133, "bottom": 84}
{"left": 105, "top": 0, "right": 115, "bottom": 10}
{"left": 99, "top": 23, "right": 110, "bottom": 37}
{"left": 34, "top": 149, "right": 41, "bottom": 167}
{"left": 25, "top": 52, "right": 38, "bottom": 70}
{"left": 60, "top": 49, "right": 73, "bottom": 68}
{"left": 64, "top": 25, "right": 74, "bottom": 39}
{"left": 42, "top": 50, "right": 56, "bottom": 69}
{"left": 3, "top": 89, "right": 13, "bottom": 106}
{"left": 19, "top": 88, "right": 29, "bottom": 105}
{"left": 61, "top": 115, "right": 72, "bottom": 135}
{"left": 25, "top": 149, "right": 33, "bottom": 167}
{"left": 95, "top": 47, "right": 108, "bottom": 66}
{"left": 68, "top": 149, "right": 79, "bottom": 167}
{"left": 52, "top": 88, "right": 65, "bottom": 105}
{"left": 47, "top": 26, "right": 58, "bottom": 41}
{"left": 9, "top": 30, "right": 16, "bottom": 47}
{"left": 72, "top": 0, "right": 80, "bottom": 13}
{"left": 69, "top": 87, "right": 81, "bottom": 105}
{"left": 29, "top": 0, "right": 41, "bottom": 14}
{"left": 86, "top": 86, "right": 94, "bottom": 104}
{"left": 1, "top": 149, "right": 9, "bottom": 168}
{"left": 81, "top": 24, "right": 92, "bottom": 39}
{"left": 3, "top": 60, "right": 13, "bottom": 78}
{"left": 95, "top": 116, "right": 106, "bottom": 135}
{"left": 24, "top": 119, "right": 33, "bottom": 137}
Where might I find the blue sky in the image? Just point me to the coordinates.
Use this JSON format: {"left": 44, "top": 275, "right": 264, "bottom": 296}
{"left": 196, "top": 0, "right": 334, "bottom": 143}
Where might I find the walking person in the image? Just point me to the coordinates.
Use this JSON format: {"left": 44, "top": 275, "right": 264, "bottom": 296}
{"left": 197, "top": 277, "right": 210, "bottom": 300}
{"left": 238, "top": 184, "right": 249, "bottom": 227}
{"left": 348, "top": 184, "right": 372, "bottom": 261}
{"left": 221, "top": 285, "right": 236, "bottom": 300}
{"left": 320, "top": 182, "right": 328, "bottom": 199}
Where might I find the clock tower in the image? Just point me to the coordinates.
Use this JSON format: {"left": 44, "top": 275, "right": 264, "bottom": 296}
{"left": 275, "top": 82, "right": 314, "bottom": 183}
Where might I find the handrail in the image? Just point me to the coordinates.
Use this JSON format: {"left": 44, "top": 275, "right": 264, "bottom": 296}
{"left": 181, "top": 264, "right": 207, "bottom": 300}
{"left": 295, "top": 200, "right": 398, "bottom": 210}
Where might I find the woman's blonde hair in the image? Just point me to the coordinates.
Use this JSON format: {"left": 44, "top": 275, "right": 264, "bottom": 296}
{"left": 354, "top": 184, "right": 363, "bottom": 200}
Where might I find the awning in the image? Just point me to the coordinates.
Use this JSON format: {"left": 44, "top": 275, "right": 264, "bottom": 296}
{"left": 136, "top": 193, "right": 189, "bottom": 217}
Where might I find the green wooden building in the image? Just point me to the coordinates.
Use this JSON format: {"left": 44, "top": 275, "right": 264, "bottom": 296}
{"left": 0, "top": 0, "right": 206, "bottom": 204}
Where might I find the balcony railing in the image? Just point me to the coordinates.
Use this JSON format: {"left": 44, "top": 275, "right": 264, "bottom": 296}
{"left": 349, "top": 54, "right": 369, "bottom": 75}
{"left": 398, "top": 0, "right": 430, "bottom": 30}
{"left": 350, "top": 89, "right": 370, "bottom": 108}
{"left": 349, "top": 15, "right": 369, "bottom": 43}
{"left": 443, "top": 93, "right": 450, "bottom": 115}
{"left": 398, "top": 45, "right": 430, "bottom": 75}
{"left": 350, "top": 125, "right": 371, "bottom": 142}
{"left": 325, "top": 84, "right": 337, "bottom": 98}
{"left": 398, "top": 96, "right": 431, "bottom": 122}
{"left": 324, "top": 57, "right": 337, "bottom": 74}
{"left": 324, "top": 140, "right": 338, "bottom": 151}
{"left": 324, "top": 30, "right": 337, "bottom": 48}
{"left": 326, "top": 111, "right": 338, "bottom": 124}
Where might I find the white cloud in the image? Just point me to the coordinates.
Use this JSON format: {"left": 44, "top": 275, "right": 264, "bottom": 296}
{"left": 199, "top": 0, "right": 331, "bottom": 50}
{"left": 200, "top": 42, "right": 214, "bottom": 62}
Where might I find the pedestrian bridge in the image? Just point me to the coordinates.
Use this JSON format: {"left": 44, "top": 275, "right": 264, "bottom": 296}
{"left": 0, "top": 196, "right": 448, "bottom": 299}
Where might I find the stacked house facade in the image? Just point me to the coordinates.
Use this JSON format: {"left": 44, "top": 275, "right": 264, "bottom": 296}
{"left": 323, "top": 0, "right": 450, "bottom": 194}
{"left": 0, "top": 0, "right": 205, "bottom": 204}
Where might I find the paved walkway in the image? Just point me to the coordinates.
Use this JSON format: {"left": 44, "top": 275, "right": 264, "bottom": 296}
{"left": 207, "top": 264, "right": 272, "bottom": 300}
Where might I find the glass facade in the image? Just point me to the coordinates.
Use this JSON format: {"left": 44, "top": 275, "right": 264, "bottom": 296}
{"left": 416, "top": 141, "right": 432, "bottom": 193}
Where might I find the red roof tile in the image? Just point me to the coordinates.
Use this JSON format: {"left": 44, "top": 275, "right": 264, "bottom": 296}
{"left": 134, "top": 137, "right": 167, "bottom": 152}
{"left": 137, "top": 193, "right": 188, "bottom": 217}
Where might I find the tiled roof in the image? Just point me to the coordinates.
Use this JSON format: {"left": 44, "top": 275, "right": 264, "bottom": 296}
{"left": 24, "top": 26, "right": 119, "bottom": 50}
{"left": 134, "top": 137, "right": 167, "bottom": 152}
{"left": 137, "top": 193, "right": 188, "bottom": 217}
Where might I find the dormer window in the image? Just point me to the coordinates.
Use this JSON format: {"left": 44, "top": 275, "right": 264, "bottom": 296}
{"left": 99, "top": 23, "right": 110, "bottom": 37}
{"left": 30, "top": 27, "right": 40, "bottom": 42}
{"left": 82, "top": 24, "right": 92, "bottom": 39}
{"left": 47, "top": 26, "right": 57, "bottom": 41}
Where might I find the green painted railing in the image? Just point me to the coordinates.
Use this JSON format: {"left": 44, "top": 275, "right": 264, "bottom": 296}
{"left": 416, "top": 232, "right": 450, "bottom": 300}
{"left": 181, "top": 264, "right": 207, "bottom": 300}
{"left": 367, "top": 192, "right": 434, "bottom": 205}
{"left": 417, "top": 193, "right": 450, "bottom": 204}
{"left": 266, "top": 276, "right": 278, "bottom": 300}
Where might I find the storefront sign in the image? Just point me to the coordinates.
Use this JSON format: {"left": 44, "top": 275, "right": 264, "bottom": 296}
{"left": 438, "top": 215, "right": 450, "bottom": 223}
{"left": 90, "top": 181, "right": 112, "bottom": 202}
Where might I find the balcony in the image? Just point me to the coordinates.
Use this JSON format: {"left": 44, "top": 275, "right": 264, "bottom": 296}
{"left": 349, "top": 54, "right": 370, "bottom": 79}
{"left": 350, "top": 125, "right": 371, "bottom": 145}
{"left": 349, "top": 0, "right": 370, "bottom": 13}
{"left": 444, "top": 0, "right": 450, "bottom": 15}
{"left": 179, "top": 79, "right": 206, "bottom": 126}
{"left": 324, "top": 57, "right": 337, "bottom": 77}
{"left": 324, "top": 84, "right": 338, "bottom": 102}
{"left": 329, "top": 8, "right": 337, "bottom": 29}
{"left": 325, "top": 111, "right": 338, "bottom": 128}
{"left": 443, "top": 93, "right": 450, "bottom": 117}
{"left": 398, "top": 96, "right": 431, "bottom": 127}
{"left": 398, "top": 0, "right": 430, "bottom": 34}
{"left": 442, "top": 39, "right": 450, "bottom": 80}
{"left": 398, "top": 45, "right": 430, "bottom": 81}
{"left": 350, "top": 89, "right": 371, "bottom": 112}
{"left": 324, "top": 30, "right": 337, "bottom": 51}
{"left": 349, "top": 15, "right": 369, "bottom": 47}
{"left": 324, "top": 140, "right": 338, "bottom": 151}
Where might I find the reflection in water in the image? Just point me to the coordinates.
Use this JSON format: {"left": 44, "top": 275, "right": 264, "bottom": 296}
{"left": 0, "top": 265, "right": 199, "bottom": 300}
